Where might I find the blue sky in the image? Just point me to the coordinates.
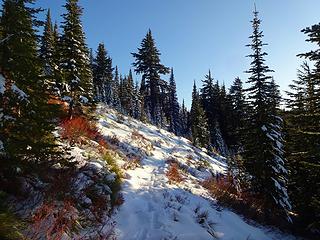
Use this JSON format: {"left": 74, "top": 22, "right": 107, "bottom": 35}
{"left": 3, "top": 0, "right": 320, "bottom": 107}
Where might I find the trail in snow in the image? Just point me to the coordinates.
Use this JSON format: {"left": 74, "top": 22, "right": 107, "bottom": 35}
{"left": 97, "top": 105, "right": 297, "bottom": 240}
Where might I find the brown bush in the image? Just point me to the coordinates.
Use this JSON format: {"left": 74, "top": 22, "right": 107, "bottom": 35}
{"left": 202, "top": 174, "right": 265, "bottom": 221}
{"left": 131, "top": 130, "right": 146, "bottom": 141}
{"left": 31, "top": 200, "right": 79, "bottom": 240}
{"left": 166, "top": 163, "right": 183, "bottom": 184}
{"left": 123, "top": 155, "right": 141, "bottom": 170}
{"left": 60, "top": 116, "right": 99, "bottom": 145}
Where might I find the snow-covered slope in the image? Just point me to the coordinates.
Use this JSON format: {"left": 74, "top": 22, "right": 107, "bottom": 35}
{"left": 96, "top": 105, "right": 296, "bottom": 240}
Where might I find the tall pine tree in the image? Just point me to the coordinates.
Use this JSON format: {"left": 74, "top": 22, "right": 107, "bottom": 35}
{"left": 168, "top": 68, "right": 180, "bottom": 134}
{"left": 59, "top": 0, "right": 93, "bottom": 117}
{"left": 243, "top": 8, "right": 291, "bottom": 222}
{"left": 191, "top": 82, "right": 209, "bottom": 148}
{"left": 285, "top": 22, "right": 320, "bottom": 231}
{"left": 132, "top": 29, "right": 169, "bottom": 125}
{"left": 92, "top": 43, "right": 113, "bottom": 103}
{"left": 0, "top": 0, "right": 64, "bottom": 171}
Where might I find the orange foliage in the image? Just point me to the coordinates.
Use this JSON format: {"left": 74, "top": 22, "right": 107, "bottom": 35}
{"left": 166, "top": 163, "right": 183, "bottom": 183}
{"left": 202, "top": 175, "right": 265, "bottom": 221}
{"left": 60, "top": 117, "right": 99, "bottom": 145}
{"left": 31, "top": 200, "right": 78, "bottom": 240}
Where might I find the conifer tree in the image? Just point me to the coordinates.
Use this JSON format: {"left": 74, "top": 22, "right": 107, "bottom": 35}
{"left": 243, "top": 8, "right": 291, "bottom": 221}
{"left": 191, "top": 82, "right": 209, "bottom": 148}
{"left": 0, "top": 0, "right": 64, "bottom": 170}
{"left": 228, "top": 77, "right": 246, "bottom": 150}
{"left": 92, "top": 43, "right": 113, "bottom": 103}
{"left": 179, "top": 100, "right": 188, "bottom": 135}
{"left": 132, "top": 29, "right": 170, "bottom": 125}
{"left": 122, "top": 69, "right": 134, "bottom": 116}
{"left": 285, "top": 22, "right": 320, "bottom": 230}
{"left": 200, "top": 70, "right": 225, "bottom": 153}
{"left": 132, "top": 81, "right": 142, "bottom": 119}
{"left": 59, "top": 0, "right": 93, "bottom": 117}
{"left": 168, "top": 68, "right": 180, "bottom": 134}
{"left": 40, "top": 9, "right": 55, "bottom": 78}
{"left": 112, "top": 66, "right": 121, "bottom": 110}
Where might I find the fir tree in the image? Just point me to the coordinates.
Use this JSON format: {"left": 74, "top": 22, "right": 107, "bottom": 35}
{"left": 40, "top": 9, "right": 55, "bottom": 77}
{"left": 59, "top": 0, "right": 93, "bottom": 117}
{"left": 122, "top": 69, "right": 134, "bottom": 116}
{"left": 112, "top": 66, "right": 121, "bottom": 110}
{"left": 0, "top": 0, "right": 64, "bottom": 171}
{"left": 132, "top": 29, "right": 170, "bottom": 125}
{"left": 92, "top": 43, "right": 113, "bottom": 103}
{"left": 132, "top": 81, "right": 142, "bottom": 119}
{"left": 243, "top": 8, "right": 291, "bottom": 222}
{"left": 200, "top": 70, "right": 225, "bottom": 153}
{"left": 191, "top": 82, "right": 209, "bottom": 148}
{"left": 168, "top": 68, "right": 180, "bottom": 134}
{"left": 228, "top": 77, "right": 246, "bottom": 150}
{"left": 179, "top": 99, "right": 189, "bottom": 136}
{"left": 285, "top": 23, "right": 320, "bottom": 230}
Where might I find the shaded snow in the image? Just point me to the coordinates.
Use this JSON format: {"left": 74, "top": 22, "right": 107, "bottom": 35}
{"left": 0, "top": 73, "right": 28, "bottom": 100}
{"left": 97, "top": 104, "right": 297, "bottom": 240}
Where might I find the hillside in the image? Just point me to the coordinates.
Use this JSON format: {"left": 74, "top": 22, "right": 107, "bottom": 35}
{"left": 96, "top": 105, "right": 296, "bottom": 240}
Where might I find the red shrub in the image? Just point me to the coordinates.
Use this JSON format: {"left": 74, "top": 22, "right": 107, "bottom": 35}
{"left": 31, "top": 200, "right": 79, "bottom": 240}
{"left": 166, "top": 163, "right": 183, "bottom": 183}
{"left": 202, "top": 174, "right": 265, "bottom": 221}
{"left": 60, "top": 117, "right": 99, "bottom": 145}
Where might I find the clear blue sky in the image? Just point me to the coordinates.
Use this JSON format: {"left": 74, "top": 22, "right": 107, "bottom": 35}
{"left": 3, "top": 0, "right": 320, "bottom": 107}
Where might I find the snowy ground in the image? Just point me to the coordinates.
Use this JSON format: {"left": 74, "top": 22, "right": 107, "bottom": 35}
{"left": 97, "top": 105, "right": 297, "bottom": 240}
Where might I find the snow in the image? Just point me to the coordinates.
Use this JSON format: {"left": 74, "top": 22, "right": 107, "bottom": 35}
{"left": 0, "top": 73, "right": 28, "bottom": 100}
{"left": 96, "top": 104, "right": 296, "bottom": 240}
{"left": 79, "top": 95, "right": 89, "bottom": 104}
{"left": 62, "top": 96, "right": 72, "bottom": 102}
{"left": 0, "top": 73, "right": 5, "bottom": 94}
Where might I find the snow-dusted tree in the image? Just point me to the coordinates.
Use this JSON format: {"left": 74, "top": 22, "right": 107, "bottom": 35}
{"left": 121, "top": 69, "right": 134, "bottom": 116}
{"left": 0, "top": 0, "right": 64, "bottom": 169}
{"left": 286, "top": 25, "right": 320, "bottom": 230}
{"left": 228, "top": 77, "right": 246, "bottom": 150}
{"left": 132, "top": 29, "right": 170, "bottom": 125}
{"left": 112, "top": 66, "right": 121, "bottom": 110}
{"left": 168, "top": 68, "right": 180, "bottom": 134}
{"left": 132, "top": 81, "right": 142, "bottom": 119}
{"left": 200, "top": 70, "right": 225, "bottom": 151}
{"left": 92, "top": 43, "right": 113, "bottom": 103}
{"left": 59, "top": 0, "right": 93, "bottom": 117}
{"left": 191, "top": 82, "right": 210, "bottom": 148}
{"left": 40, "top": 9, "right": 55, "bottom": 78}
{"left": 243, "top": 8, "right": 291, "bottom": 222}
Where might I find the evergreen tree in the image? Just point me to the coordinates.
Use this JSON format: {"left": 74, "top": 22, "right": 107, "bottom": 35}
{"left": 228, "top": 77, "right": 246, "bottom": 150}
{"left": 132, "top": 81, "right": 142, "bottom": 119}
{"left": 112, "top": 66, "right": 121, "bottom": 110}
{"left": 132, "top": 29, "right": 170, "bottom": 125}
{"left": 243, "top": 8, "right": 291, "bottom": 222}
{"left": 191, "top": 82, "right": 209, "bottom": 148}
{"left": 200, "top": 70, "right": 225, "bottom": 153}
{"left": 59, "top": 0, "right": 93, "bottom": 117}
{"left": 122, "top": 69, "right": 134, "bottom": 115}
{"left": 179, "top": 99, "right": 189, "bottom": 136}
{"left": 168, "top": 68, "right": 180, "bottom": 134}
{"left": 92, "top": 43, "right": 113, "bottom": 103}
{"left": 285, "top": 24, "right": 320, "bottom": 230}
{"left": 40, "top": 9, "right": 55, "bottom": 78}
{"left": 0, "top": 0, "right": 64, "bottom": 171}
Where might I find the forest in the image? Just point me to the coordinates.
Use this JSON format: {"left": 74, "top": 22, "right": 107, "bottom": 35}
{"left": 0, "top": 0, "right": 319, "bottom": 239}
